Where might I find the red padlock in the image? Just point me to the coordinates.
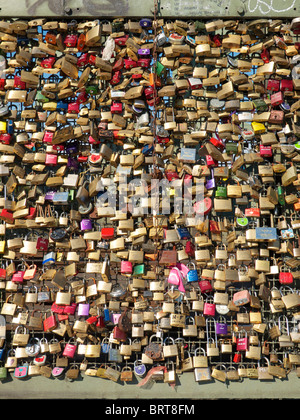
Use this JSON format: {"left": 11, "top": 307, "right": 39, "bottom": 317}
{"left": 260, "top": 145, "right": 272, "bottom": 157}
{"left": 279, "top": 269, "right": 293, "bottom": 284}
{"left": 77, "top": 33, "right": 86, "bottom": 51}
{"left": 68, "top": 102, "right": 80, "bottom": 114}
{"left": 101, "top": 227, "right": 115, "bottom": 240}
{"left": 260, "top": 47, "right": 270, "bottom": 63}
{"left": 12, "top": 269, "right": 24, "bottom": 283}
{"left": 206, "top": 155, "right": 218, "bottom": 167}
{"left": 96, "top": 316, "right": 105, "bottom": 328}
{"left": 62, "top": 339, "right": 77, "bottom": 358}
{"left": 209, "top": 136, "right": 225, "bottom": 151}
{"left": 51, "top": 302, "right": 65, "bottom": 314}
{"left": 270, "top": 91, "right": 283, "bottom": 106}
{"left": 194, "top": 197, "right": 212, "bottom": 216}
{"left": 245, "top": 208, "right": 260, "bottom": 217}
{"left": 0, "top": 133, "right": 12, "bottom": 144}
{"left": 110, "top": 70, "right": 121, "bottom": 85}
{"left": 121, "top": 261, "right": 133, "bottom": 274}
{"left": 36, "top": 237, "right": 49, "bottom": 251}
{"left": 113, "top": 57, "right": 124, "bottom": 71}
{"left": 0, "top": 209, "right": 14, "bottom": 223}
{"left": 114, "top": 35, "right": 129, "bottom": 46}
{"left": 137, "top": 58, "right": 151, "bottom": 68}
{"left": 45, "top": 32, "right": 56, "bottom": 45}
{"left": 43, "top": 131, "right": 54, "bottom": 143}
{"left": 212, "top": 34, "right": 222, "bottom": 47}
{"left": 111, "top": 101, "right": 122, "bottom": 113}
{"left": 124, "top": 58, "right": 137, "bottom": 69}
{"left": 113, "top": 325, "right": 127, "bottom": 341}
{"left": 25, "top": 207, "right": 37, "bottom": 220}
{"left": 233, "top": 352, "right": 242, "bottom": 363}
{"left": 198, "top": 280, "right": 213, "bottom": 294}
{"left": 43, "top": 311, "right": 57, "bottom": 332}
{"left": 40, "top": 57, "right": 56, "bottom": 68}
{"left": 63, "top": 303, "right": 77, "bottom": 315}
{"left": 86, "top": 316, "right": 98, "bottom": 325}
{"left": 77, "top": 53, "right": 89, "bottom": 67}
{"left": 0, "top": 267, "right": 6, "bottom": 279}
{"left": 14, "top": 75, "right": 26, "bottom": 89}
{"left": 267, "top": 78, "right": 280, "bottom": 91}
{"left": 76, "top": 91, "right": 88, "bottom": 104}
{"left": 280, "top": 79, "right": 293, "bottom": 92}
{"left": 185, "top": 241, "right": 195, "bottom": 258}
{"left": 64, "top": 34, "right": 78, "bottom": 47}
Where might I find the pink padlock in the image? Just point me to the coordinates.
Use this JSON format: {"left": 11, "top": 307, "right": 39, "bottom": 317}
{"left": 62, "top": 339, "right": 77, "bottom": 358}
{"left": 43, "top": 131, "right": 54, "bottom": 143}
{"left": 167, "top": 267, "right": 185, "bottom": 292}
{"left": 14, "top": 365, "right": 28, "bottom": 378}
{"left": 45, "top": 154, "right": 58, "bottom": 166}
{"left": 236, "top": 331, "right": 248, "bottom": 351}
{"left": 78, "top": 302, "right": 90, "bottom": 317}
{"left": 121, "top": 261, "right": 132, "bottom": 274}
{"left": 203, "top": 297, "right": 215, "bottom": 316}
{"left": 260, "top": 145, "right": 272, "bottom": 157}
{"left": 112, "top": 313, "right": 121, "bottom": 324}
{"left": 12, "top": 268, "right": 25, "bottom": 283}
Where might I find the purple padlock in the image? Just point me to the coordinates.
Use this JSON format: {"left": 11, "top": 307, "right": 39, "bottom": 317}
{"left": 216, "top": 321, "right": 227, "bottom": 335}
{"left": 66, "top": 142, "right": 78, "bottom": 154}
{"left": 78, "top": 303, "right": 90, "bottom": 317}
{"left": 80, "top": 219, "right": 92, "bottom": 231}
{"left": 205, "top": 177, "right": 215, "bottom": 190}
{"left": 138, "top": 48, "right": 150, "bottom": 56}
{"left": 45, "top": 191, "right": 56, "bottom": 201}
{"left": 67, "top": 156, "right": 79, "bottom": 170}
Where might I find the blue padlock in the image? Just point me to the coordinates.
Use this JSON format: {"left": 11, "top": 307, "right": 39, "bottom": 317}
{"left": 176, "top": 226, "right": 191, "bottom": 240}
{"left": 187, "top": 262, "right": 198, "bottom": 283}
{"left": 101, "top": 337, "right": 110, "bottom": 354}
{"left": 7, "top": 120, "right": 14, "bottom": 135}
{"left": 0, "top": 345, "right": 5, "bottom": 360}
{"left": 134, "top": 360, "right": 146, "bottom": 377}
{"left": 103, "top": 305, "right": 110, "bottom": 322}
{"left": 139, "top": 18, "right": 152, "bottom": 28}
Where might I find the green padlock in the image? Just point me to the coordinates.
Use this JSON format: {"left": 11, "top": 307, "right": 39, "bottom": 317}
{"left": 133, "top": 264, "right": 145, "bottom": 276}
{"left": 277, "top": 185, "right": 285, "bottom": 206}
{"left": 156, "top": 61, "right": 165, "bottom": 76}
{"left": 215, "top": 186, "right": 227, "bottom": 198}
{"left": 0, "top": 366, "right": 7, "bottom": 380}
{"left": 252, "top": 98, "right": 268, "bottom": 112}
{"left": 68, "top": 190, "right": 75, "bottom": 200}
{"left": 236, "top": 217, "right": 248, "bottom": 228}
{"left": 86, "top": 85, "right": 99, "bottom": 95}
{"left": 226, "top": 143, "right": 238, "bottom": 154}
{"left": 35, "top": 91, "right": 49, "bottom": 103}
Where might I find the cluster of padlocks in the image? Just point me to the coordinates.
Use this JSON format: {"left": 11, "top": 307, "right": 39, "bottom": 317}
{"left": 0, "top": 15, "right": 299, "bottom": 384}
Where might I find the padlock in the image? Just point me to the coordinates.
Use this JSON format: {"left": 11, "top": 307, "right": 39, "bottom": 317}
{"left": 134, "top": 359, "right": 146, "bottom": 377}
{"left": 25, "top": 337, "right": 41, "bottom": 357}
{"left": 186, "top": 262, "right": 198, "bottom": 283}
{"left": 236, "top": 330, "right": 249, "bottom": 351}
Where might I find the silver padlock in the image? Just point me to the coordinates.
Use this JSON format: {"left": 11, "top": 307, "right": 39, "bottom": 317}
{"left": 25, "top": 337, "right": 41, "bottom": 357}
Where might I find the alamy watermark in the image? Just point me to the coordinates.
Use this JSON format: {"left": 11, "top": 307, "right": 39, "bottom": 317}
{"left": 96, "top": 173, "right": 206, "bottom": 222}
